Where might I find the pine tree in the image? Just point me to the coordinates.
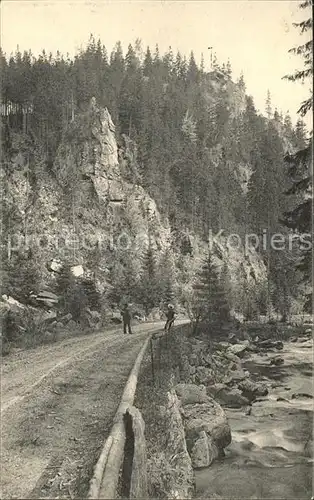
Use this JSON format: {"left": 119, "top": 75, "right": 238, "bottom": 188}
{"left": 1, "top": 252, "right": 42, "bottom": 303}
{"left": 187, "top": 51, "right": 198, "bottom": 83}
{"left": 163, "top": 46, "right": 174, "bottom": 78}
{"left": 248, "top": 119, "right": 287, "bottom": 237}
{"left": 283, "top": 0, "right": 313, "bottom": 116}
{"left": 200, "top": 53, "right": 205, "bottom": 74}
{"left": 182, "top": 110, "right": 197, "bottom": 143}
{"left": 55, "top": 264, "right": 89, "bottom": 321}
{"left": 192, "top": 252, "right": 230, "bottom": 330}
{"left": 158, "top": 249, "right": 176, "bottom": 306}
{"left": 108, "top": 41, "right": 125, "bottom": 122}
{"left": 226, "top": 59, "right": 232, "bottom": 78}
{"left": 138, "top": 243, "right": 161, "bottom": 314}
{"left": 143, "top": 46, "right": 153, "bottom": 77}
{"left": 273, "top": 109, "right": 281, "bottom": 123}
{"left": 81, "top": 278, "right": 101, "bottom": 311}
{"left": 283, "top": 113, "right": 294, "bottom": 145}
{"left": 153, "top": 44, "right": 161, "bottom": 71}
{"left": 220, "top": 261, "right": 233, "bottom": 311}
{"left": 294, "top": 119, "right": 308, "bottom": 148}
{"left": 238, "top": 72, "right": 246, "bottom": 91}
{"left": 265, "top": 90, "right": 272, "bottom": 119}
{"left": 282, "top": 0, "right": 312, "bottom": 311}
{"left": 270, "top": 250, "right": 297, "bottom": 322}
{"left": 119, "top": 43, "right": 142, "bottom": 133}
{"left": 212, "top": 53, "right": 219, "bottom": 70}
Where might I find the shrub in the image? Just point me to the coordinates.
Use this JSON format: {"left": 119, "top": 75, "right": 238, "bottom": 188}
{"left": 1, "top": 253, "right": 42, "bottom": 303}
{"left": 56, "top": 265, "right": 91, "bottom": 322}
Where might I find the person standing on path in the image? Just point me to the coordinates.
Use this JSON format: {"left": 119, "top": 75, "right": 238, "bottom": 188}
{"left": 122, "top": 304, "right": 132, "bottom": 334}
{"left": 164, "top": 303, "right": 175, "bottom": 332}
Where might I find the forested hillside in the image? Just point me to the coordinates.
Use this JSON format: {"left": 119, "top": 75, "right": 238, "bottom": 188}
{"left": 0, "top": 38, "right": 310, "bottom": 342}
{"left": 1, "top": 39, "right": 307, "bottom": 233}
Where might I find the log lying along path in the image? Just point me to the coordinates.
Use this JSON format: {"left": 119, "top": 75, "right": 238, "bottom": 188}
{"left": 0, "top": 321, "right": 172, "bottom": 499}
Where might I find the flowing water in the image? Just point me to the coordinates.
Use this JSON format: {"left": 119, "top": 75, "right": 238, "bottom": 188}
{"left": 196, "top": 337, "right": 313, "bottom": 499}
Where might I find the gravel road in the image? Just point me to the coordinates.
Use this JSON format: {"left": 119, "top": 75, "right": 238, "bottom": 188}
{"left": 1, "top": 322, "right": 165, "bottom": 499}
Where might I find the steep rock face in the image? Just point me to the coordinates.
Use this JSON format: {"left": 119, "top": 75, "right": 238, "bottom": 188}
{"left": 3, "top": 103, "right": 171, "bottom": 292}
{"left": 3, "top": 101, "right": 266, "bottom": 307}
{"left": 201, "top": 71, "right": 246, "bottom": 118}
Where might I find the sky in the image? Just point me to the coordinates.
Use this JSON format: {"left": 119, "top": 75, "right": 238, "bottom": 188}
{"left": 1, "top": 0, "right": 312, "bottom": 127}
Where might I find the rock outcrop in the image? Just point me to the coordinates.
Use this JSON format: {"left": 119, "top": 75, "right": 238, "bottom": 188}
{"left": 2, "top": 102, "right": 172, "bottom": 299}
{"left": 2, "top": 100, "right": 267, "bottom": 309}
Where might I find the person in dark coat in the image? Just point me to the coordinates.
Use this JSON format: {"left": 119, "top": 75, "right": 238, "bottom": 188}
{"left": 122, "top": 304, "right": 132, "bottom": 334}
{"left": 164, "top": 303, "right": 175, "bottom": 332}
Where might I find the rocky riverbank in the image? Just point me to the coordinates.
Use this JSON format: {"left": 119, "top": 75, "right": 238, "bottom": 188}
{"left": 134, "top": 322, "right": 312, "bottom": 499}
{"left": 196, "top": 333, "right": 313, "bottom": 499}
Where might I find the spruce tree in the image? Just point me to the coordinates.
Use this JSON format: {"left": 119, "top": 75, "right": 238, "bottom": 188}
{"left": 265, "top": 90, "right": 272, "bottom": 119}
{"left": 294, "top": 119, "right": 308, "bottom": 148}
{"left": 192, "top": 252, "right": 230, "bottom": 330}
{"left": 158, "top": 249, "right": 176, "bottom": 306}
{"left": 143, "top": 46, "right": 153, "bottom": 77}
{"left": 283, "top": 113, "right": 295, "bottom": 145}
{"left": 282, "top": 0, "right": 312, "bottom": 311}
{"left": 139, "top": 243, "right": 160, "bottom": 314}
{"left": 226, "top": 59, "right": 232, "bottom": 78}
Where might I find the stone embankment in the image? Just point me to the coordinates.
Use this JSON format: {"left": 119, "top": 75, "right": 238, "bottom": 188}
{"left": 134, "top": 322, "right": 311, "bottom": 498}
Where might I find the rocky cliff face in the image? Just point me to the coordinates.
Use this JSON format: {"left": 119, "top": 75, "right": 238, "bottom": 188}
{"left": 2, "top": 100, "right": 266, "bottom": 308}
{"left": 3, "top": 101, "right": 171, "bottom": 295}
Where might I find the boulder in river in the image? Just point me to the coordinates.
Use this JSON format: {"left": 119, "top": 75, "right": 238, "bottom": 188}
{"left": 190, "top": 430, "right": 219, "bottom": 468}
{"left": 291, "top": 392, "right": 313, "bottom": 399}
{"left": 214, "top": 341, "right": 231, "bottom": 351}
{"left": 207, "top": 383, "right": 228, "bottom": 398}
{"left": 208, "top": 386, "right": 250, "bottom": 408}
{"left": 238, "top": 379, "right": 268, "bottom": 402}
{"left": 220, "top": 388, "right": 250, "bottom": 408}
{"left": 223, "top": 368, "right": 248, "bottom": 385}
{"left": 223, "top": 351, "right": 242, "bottom": 365}
{"left": 226, "top": 341, "right": 250, "bottom": 358}
{"left": 195, "top": 366, "right": 215, "bottom": 385}
{"left": 297, "top": 337, "right": 311, "bottom": 343}
{"left": 255, "top": 339, "right": 283, "bottom": 350}
{"left": 270, "top": 356, "right": 284, "bottom": 366}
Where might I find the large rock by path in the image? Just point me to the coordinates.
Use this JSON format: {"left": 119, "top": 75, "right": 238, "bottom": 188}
{"left": 207, "top": 384, "right": 250, "bottom": 408}
{"left": 175, "top": 384, "right": 231, "bottom": 468}
{"left": 182, "top": 400, "right": 231, "bottom": 451}
{"left": 175, "top": 383, "right": 208, "bottom": 405}
{"left": 190, "top": 430, "right": 219, "bottom": 468}
{"left": 237, "top": 379, "right": 268, "bottom": 402}
{"left": 226, "top": 341, "right": 250, "bottom": 358}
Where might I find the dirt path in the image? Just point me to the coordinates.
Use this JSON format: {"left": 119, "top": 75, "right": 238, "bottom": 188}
{"left": 1, "top": 322, "right": 164, "bottom": 499}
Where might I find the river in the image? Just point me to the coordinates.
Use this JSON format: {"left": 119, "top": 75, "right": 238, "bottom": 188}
{"left": 196, "top": 337, "right": 313, "bottom": 499}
